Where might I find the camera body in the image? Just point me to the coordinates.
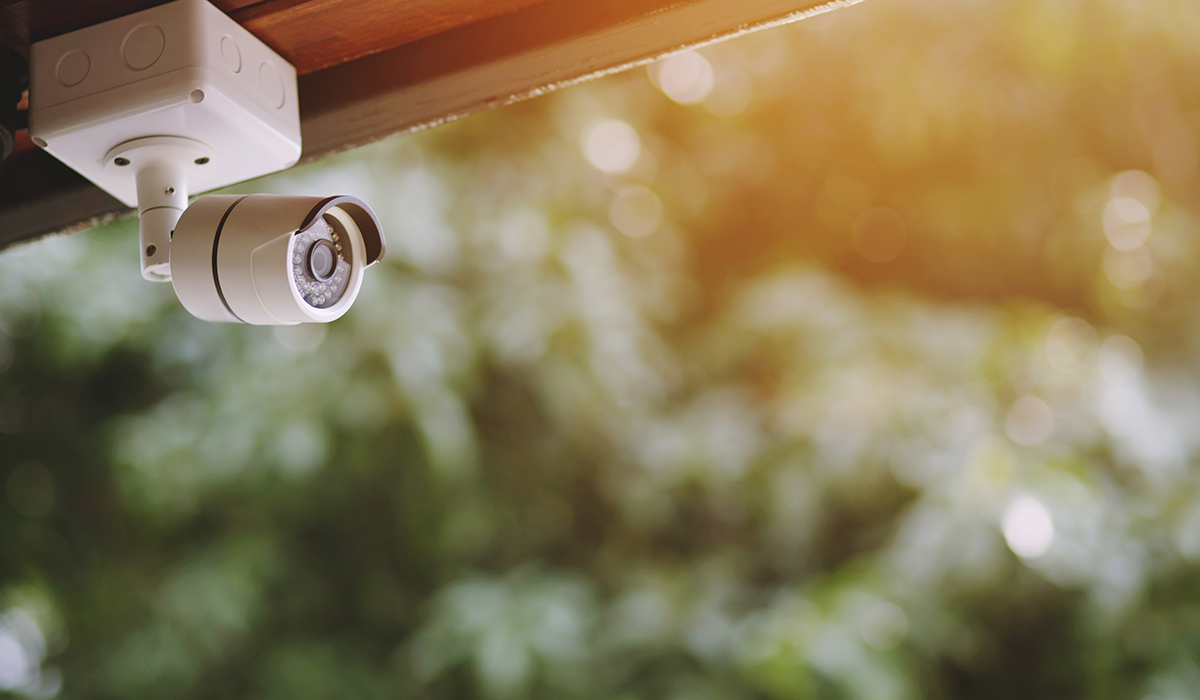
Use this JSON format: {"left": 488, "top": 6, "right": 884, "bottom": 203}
{"left": 171, "top": 195, "right": 386, "bottom": 324}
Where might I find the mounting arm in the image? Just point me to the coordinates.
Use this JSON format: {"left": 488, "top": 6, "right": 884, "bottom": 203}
{"left": 105, "top": 136, "right": 213, "bottom": 281}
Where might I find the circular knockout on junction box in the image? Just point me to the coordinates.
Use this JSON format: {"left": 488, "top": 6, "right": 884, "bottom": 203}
{"left": 122, "top": 23, "right": 166, "bottom": 71}
{"left": 221, "top": 35, "right": 241, "bottom": 73}
{"left": 55, "top": 49, "right": 90, "bottom": 87}
{"left": 260, "top": 61, "right": 285, "bottom": 109}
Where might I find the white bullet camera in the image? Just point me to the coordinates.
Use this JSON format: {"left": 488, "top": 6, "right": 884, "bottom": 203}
{"left": 171, "top": 194, "right": 386, "bottom": 324}
{"left": 26, "top": 0, "right": 386, "bottom": 324}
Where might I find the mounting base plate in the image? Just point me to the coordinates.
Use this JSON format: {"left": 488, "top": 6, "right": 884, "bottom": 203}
{"left": 104, "top": 136, "right": 217, "bottom": 280}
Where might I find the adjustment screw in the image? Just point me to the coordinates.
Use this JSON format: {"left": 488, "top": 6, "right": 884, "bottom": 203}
{"left": 146, "top": 245, "right": 157, "bottom": 257}
{"left": 114, "top": 157, "right": 130, "bottom": 166}
{"left": 195, "top": 157, "right": 210, "bottom": 165}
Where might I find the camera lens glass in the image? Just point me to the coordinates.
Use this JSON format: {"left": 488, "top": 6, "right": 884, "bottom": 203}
{"left": 307, "top": 240, "right": 337, "bottom": 281}
{"left": 291, "top": 215, "right": 352, "bottom": 308}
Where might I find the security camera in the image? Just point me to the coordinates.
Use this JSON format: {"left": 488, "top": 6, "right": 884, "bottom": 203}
{"left": 171, "top": 194, "right": 385, "bottom": 324}
{"left": 25, "top": 0, "right": 386, "bottom": 324}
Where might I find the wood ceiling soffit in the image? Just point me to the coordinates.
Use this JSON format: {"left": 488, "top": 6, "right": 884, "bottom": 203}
{"left": 0, "top": 0, "right": 862, "bottom": 249}
{"left": 227, "top": 0, "right": 553, "bottom": 74}
{"left": 0, "top": 0, "right": 553, "bottom": 74}
{"left": 299, "top": 0, "right": 860, "bottom": 157}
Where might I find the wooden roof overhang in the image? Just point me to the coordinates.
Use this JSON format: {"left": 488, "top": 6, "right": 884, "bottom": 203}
{"left": 0, "top": 0, "right": 862, "bottom": 251}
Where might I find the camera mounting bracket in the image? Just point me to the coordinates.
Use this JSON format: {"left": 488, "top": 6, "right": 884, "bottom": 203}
{"left": 103, "top": 136, "right": 215, "bottom": 280}
{"left": 27, "top": 0, "right": 301, "bottom": 281}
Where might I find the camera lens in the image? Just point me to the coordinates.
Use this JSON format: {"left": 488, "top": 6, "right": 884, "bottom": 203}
{"left": 291, "top": 215, "right": 352, "bottom": 309}
{"left": 307, "top": 239, "right": 337, "bottom": 281}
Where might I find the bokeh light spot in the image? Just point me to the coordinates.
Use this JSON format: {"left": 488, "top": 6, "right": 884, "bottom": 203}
{"left": 1102, "top": 197, "right": 1151, "bottom": 250}
{"left": 610, "top": 186, "right": 664, "bottom": 238}
{"left": 0, "top": 626, "right": 32, "bottom": 691}
{"left": 1109, "top": 170, "right": 1161, "bottom": 214}
{"left": 496, "top": 207, "right": 551, "bottom": 262}
{"left": 1003, "top": 496, "right": 1054, "bottom": 559}
{"left": 272, "top": 421, "right": 327, "bottom": 480}
{"left": 582, "top": 119, "right": 641, "bottom": 174}
{"left": 1103, "top": 245, "right": 1153, "bottom": 289}
{"left": 851, "top": 207, "right": 907, "bottom": 262}
{"left": 1098, "top": 335, "right": 1143, "bottom": 382}
{"left": 1044, "top": 317, "right": 1096, "bottom": 374}
{"left": 0, "top": 594, "right": 62, "bottom": 698}
{"left": 1005, "top": 396, "right": 1053, "bottom": 446}
{"left": 653, "top": 51, "right": 715, "bottom": 105}
{"left": 858, "top": 601, "right": 908, "bottom": 651}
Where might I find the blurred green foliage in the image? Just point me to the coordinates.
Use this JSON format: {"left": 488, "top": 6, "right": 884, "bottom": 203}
{"left": 5, "top": 0, "right": 1200, "bottom": 697}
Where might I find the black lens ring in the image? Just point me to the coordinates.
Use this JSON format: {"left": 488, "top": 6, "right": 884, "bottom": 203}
{"left": 306, "top": 239, "right": 338, "bottom": 282}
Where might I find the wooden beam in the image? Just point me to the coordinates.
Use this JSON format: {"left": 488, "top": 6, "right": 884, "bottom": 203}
{"left": 230, "top": 0, "right": 552, "bottom": 75}
{"left": 0, "top": 0, "right": 862, "bottom": 251}
{"left": 298, "top": 0, "right": 861, "bottom": 158}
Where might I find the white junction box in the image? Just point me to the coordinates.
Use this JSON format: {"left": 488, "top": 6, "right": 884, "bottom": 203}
{"left": 28, "top": 0, "right": 301, "bottom": 208}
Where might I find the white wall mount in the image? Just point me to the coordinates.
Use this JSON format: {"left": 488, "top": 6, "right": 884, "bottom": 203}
{"left": 106, "top": 136, "right": 214, "bottom": 280}
{"left": 28, "top": 0, "right": 302, "bottom": 281}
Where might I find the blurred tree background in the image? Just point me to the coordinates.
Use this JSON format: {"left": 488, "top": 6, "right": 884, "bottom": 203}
{"left": 4, "top": 0, "right": 1200, "bottom": 697}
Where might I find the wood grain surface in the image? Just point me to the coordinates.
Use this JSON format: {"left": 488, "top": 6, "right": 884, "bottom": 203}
{"left": 0, "top": 0, "right": 549, "bottom": 73}
{"left": 231, "top": 0, "right": 550, "bottom": 74}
